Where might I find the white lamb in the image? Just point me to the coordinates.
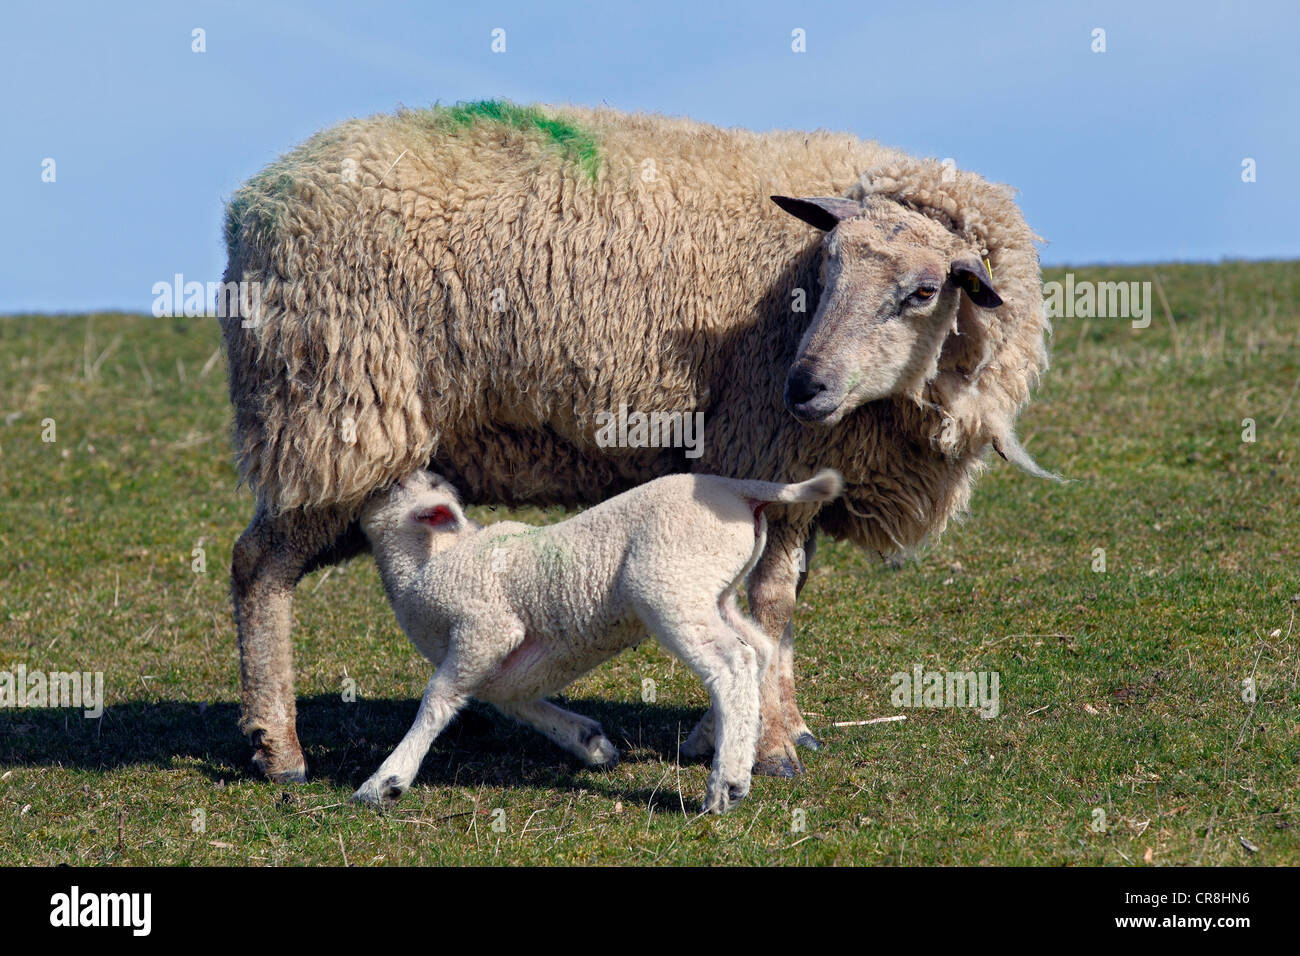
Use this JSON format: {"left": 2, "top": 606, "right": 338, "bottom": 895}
{"left": 353, "top": 467, "right": 843, "bottom": 814}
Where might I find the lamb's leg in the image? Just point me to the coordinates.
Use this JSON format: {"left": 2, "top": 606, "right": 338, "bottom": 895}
{"left": 720, "top": 593, "right": 776, "bottom": 681}
{"left": 680, "top": 708, "right": 715, "bottom": 759}
{"left": 683, "top": 594, "right": 776, "bottom": 759}
{"left": 684, "top": 531, "right": 809, "bottom": 777}
{"left": 646, "top": 608, "right": 762, "bottom": 814}
{"left": 494, "top": 699, "right": 619, "bottom": 767}
{"left": 232, "top": 501, "right": 358, "bottom": 783}
{"left": 354, "top": 670, "right": 469, "bottom": 806}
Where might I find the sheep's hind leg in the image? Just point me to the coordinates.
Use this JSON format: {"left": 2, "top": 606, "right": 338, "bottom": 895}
{"left": 232, "top": 501, "right": 360, "bottom": 783}
{"left": 494, "top": 699, "right": 619, "bottom": 768}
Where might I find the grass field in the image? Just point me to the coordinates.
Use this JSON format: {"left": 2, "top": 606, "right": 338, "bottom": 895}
{"left": 1, "top": 261, "right": 1297, "bottom": 865}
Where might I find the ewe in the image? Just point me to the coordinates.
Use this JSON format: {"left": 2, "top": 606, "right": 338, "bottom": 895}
{"left": 353, "top": 468, "right": 842, "bottom": 813}
{"left": 223, "top": 100, "right": 1055, "bottom": 784}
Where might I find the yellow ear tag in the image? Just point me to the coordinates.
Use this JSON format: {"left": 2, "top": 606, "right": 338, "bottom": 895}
{"left": 983, "top": 256, "right": 993, "bottom": 280}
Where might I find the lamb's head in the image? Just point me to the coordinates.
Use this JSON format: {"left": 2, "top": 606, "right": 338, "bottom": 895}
{"left": 360, "top": 470, "right": 474, "bottom": 558}
{"left": 773, "top": 195, "right": 1002, "bottom": 426}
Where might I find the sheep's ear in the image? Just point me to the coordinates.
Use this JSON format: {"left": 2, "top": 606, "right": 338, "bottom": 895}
{"left": 950, "top": 257, "right": 1003, "bottom": 308}
{"left": 771, "top": 196, "right": 864, "bottom": 231}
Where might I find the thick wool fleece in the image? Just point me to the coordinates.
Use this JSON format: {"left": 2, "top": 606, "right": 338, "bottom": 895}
{"left": 222, "top": 100, "right": 1049, "bottom": 557}
{"left": 357, "top": 468, "right": 843, "bottom": 812}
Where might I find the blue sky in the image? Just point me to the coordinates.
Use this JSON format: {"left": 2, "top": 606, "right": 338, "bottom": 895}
{"left": 2, "top": 0, "right": 1296, "bottom": 312}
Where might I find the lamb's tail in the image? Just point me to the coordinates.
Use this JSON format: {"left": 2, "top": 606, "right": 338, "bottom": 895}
{"left": 720, "top": 468, "right": 844, "bottom": 512}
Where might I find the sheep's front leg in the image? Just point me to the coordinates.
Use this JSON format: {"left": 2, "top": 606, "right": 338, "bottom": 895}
{"left": 741, "top": 529, "right": 808, "bottom": 777}
{"left": 785, "top": 529, "right": 821, "bottom": 750}
{"left": 354, "top": 670, "right": 468, "bottom": 806}
{"left": 494, "top": 699, "right": 619, "bottom": 767}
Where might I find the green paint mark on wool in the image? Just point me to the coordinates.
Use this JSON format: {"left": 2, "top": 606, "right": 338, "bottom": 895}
{"left": 224, "top": 100, "right": 600, "bottom": 253}
{"left": 421, "top": 99, "right": 602, "bottom": 181}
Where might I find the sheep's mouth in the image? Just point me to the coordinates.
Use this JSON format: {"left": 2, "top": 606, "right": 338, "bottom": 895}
{"left": 788, "top": 396, "right": 838, "bottom": 423}
{"left": 784, "top": 362, "right": 854, "bottom": 424}
{"left": 786, "top": 386, "right": 851, "bottom": 425}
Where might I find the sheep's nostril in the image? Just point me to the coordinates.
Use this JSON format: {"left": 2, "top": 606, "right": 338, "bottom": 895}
{"left": 785, "top": 366, "right": 827, "bottom": 407}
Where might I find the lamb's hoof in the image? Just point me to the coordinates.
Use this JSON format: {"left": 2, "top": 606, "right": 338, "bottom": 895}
{"left": 353, "top": 775, "right": 405, "bottom": 807}
{"left": 795, "top": 732, "right": 823, "bottom": 752}
{"left": 583, "top": 734, "right": 620, "bottom": 769}
{"left": 753, "top": 754, "right": 803, "bottom": 778}
{"left": 582, "top": 733, "right": 621, "bottom": 770}
{"left": 703, "top": 780, "right": 749, "bottom": 814}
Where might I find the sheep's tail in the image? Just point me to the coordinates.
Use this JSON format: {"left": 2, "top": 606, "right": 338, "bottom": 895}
{"left": 720, "top": 468, "right": 844, "bottom": 511}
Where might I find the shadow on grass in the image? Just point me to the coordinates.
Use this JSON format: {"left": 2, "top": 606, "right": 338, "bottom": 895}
{"left": 0, "top": 694, "right": 710, "bottom": 806}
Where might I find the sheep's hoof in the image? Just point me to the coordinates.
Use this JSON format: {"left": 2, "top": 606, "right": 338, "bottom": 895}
{"left": 250, "top": 738, "right": 307, "bottom": 784}
{"left": 263, "top": 765, "right": 308, "bottom": 785}
{"left": 752, "top": 753, "right": 803, "bottom": 778}
{"left": 795, "top": 732, "right": 823, "bottom": 751}
{"left": 353, "top": 775, "right": 405, "bottom": 807}
{"left": 753, "top": 730, "right": 806, "bottom": 777}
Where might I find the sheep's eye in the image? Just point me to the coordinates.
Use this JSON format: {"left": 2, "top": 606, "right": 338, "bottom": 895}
{"left": 909, "top": 285, "right": 939, "bottom": 303}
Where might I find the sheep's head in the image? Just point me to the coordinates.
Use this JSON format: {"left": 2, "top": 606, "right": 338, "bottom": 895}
{"left": 360, "top": 469, "right": 475, "bottom": 557}
{"left": 773, "top": 195, "right": 1001, "bottom": 425}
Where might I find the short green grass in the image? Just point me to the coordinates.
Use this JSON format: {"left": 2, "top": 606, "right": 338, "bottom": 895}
{"left": 1, "top": 261, "right": 1297, "bottom": 865}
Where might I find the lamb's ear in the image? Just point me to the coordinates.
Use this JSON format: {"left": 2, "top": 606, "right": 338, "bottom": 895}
{"left": 408, "top": 500, "right": 466, "bottom": 533}
{"left": 771, "top": 196, "right": 864, "bottom": 231}
{"left": 950, "top": 257, "right": 1003, "bottom": 309}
